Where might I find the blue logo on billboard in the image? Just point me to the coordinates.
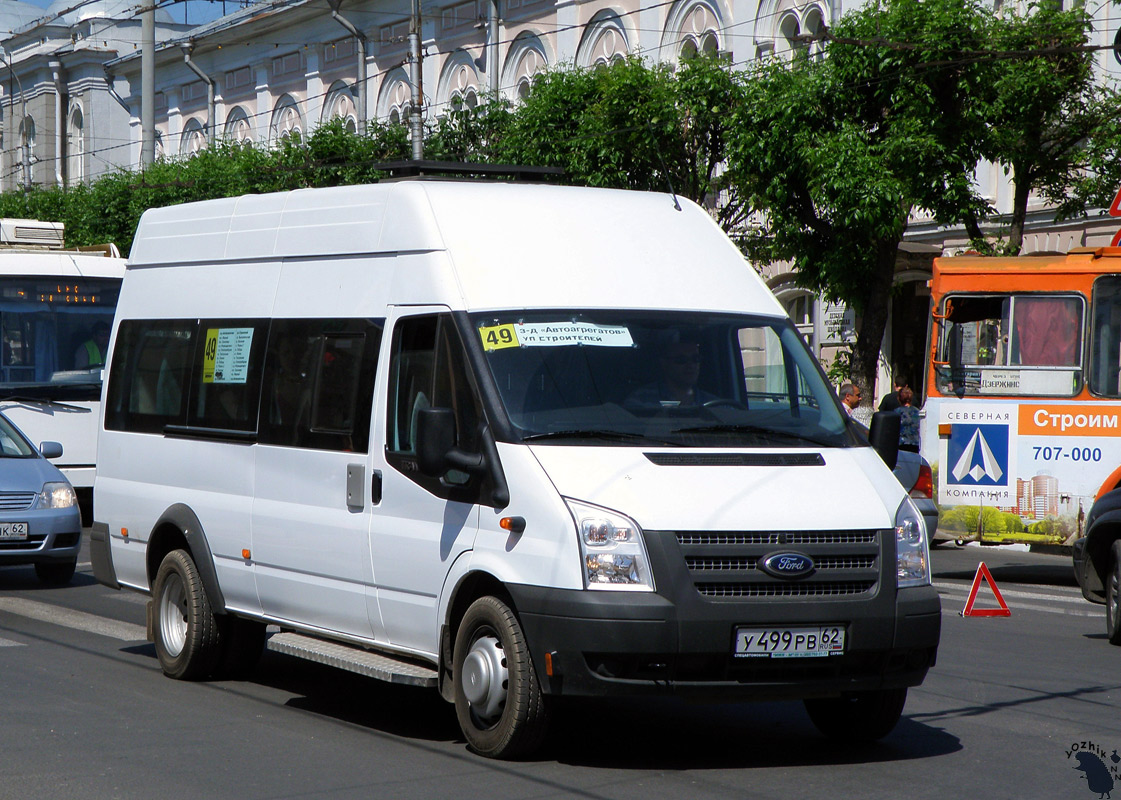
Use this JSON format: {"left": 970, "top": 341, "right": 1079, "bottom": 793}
{"left": 947, "top": 424, "right": 1010, "bottom": 487}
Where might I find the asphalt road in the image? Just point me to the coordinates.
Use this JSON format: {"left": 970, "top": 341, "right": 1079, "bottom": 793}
{"left": 0, "top": 541, "right": 1117, "bottom": 800}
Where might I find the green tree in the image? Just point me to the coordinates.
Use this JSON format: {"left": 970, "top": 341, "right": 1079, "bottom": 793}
{"left": 728, "top": 0, "right": 993, "bottom": 398}
{"left": 970, "top": 1, "right": 1120, "bottom": 254}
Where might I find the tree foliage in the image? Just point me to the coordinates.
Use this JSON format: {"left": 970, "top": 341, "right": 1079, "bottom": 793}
{"left": 729, "top": 0, "right": 991, "bottom": 398}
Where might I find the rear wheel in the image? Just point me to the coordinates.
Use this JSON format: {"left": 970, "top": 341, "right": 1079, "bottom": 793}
{"left": 152, "top": 549, "right": 221, "bottom": 680}
{"left": 453, "top": 596, "right": 549, "bottom": 759}
{"left": 804, "top": 687, "right": 908, "bottom": 742}
{"left": 1106, "top": 541, "right": 1121, "bottom": 646}
{"left": 34, "top": 559, "right": 76, "bottom": 586}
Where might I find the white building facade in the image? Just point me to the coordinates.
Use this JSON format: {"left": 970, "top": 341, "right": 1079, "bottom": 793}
{"left": 1, "top": 0, "right": 1120, "bottom": 398}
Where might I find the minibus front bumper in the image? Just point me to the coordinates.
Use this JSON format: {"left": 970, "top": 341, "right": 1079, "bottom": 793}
{"left": 507, "top": 526, "right": 940, "bottom": 700}
{"left": 510, "top": 582, "right": 940, "bottom": 699}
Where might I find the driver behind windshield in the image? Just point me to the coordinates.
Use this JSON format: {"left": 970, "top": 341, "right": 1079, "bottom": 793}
{"left": 626, "top": 334, "right": 717, "bottom": 409}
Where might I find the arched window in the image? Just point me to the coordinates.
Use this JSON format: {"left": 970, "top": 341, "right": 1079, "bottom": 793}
{"left": 67, "top": 107, "right": 84, "bottom": 184}
{"left": 664, "top": 2, "right": 723, "bottom": 63}
{"left": 224, "top": 107, "right": 253, "bottom": 143}
{"left": 576, "top": 11, "right": 630, "bottom": 69}
{"left": 502, "top": 33, "right": 549, "bottom": 104}
{"left": 436, "top": 53, "right": 482, "bottom": 116}
{"left": 269, "top": 95, "right": 304, "bottom": 143}
{"left": 322, "top": 82, "right": 358, "bottom": 132}
{"left": 378, "top": 70, "right": 413, "bottom": 125}
{"left": 181, "top": 119, "right": 206, "bottom": 155}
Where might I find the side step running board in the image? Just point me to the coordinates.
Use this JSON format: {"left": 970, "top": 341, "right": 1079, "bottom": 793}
{"left": 266, "top": 631, "right": 438, "bottom": 689}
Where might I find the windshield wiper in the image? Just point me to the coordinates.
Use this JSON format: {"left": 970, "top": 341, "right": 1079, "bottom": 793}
{"left": 522, "top": 429, "right": 672, "bottom": 445}
{"left": 0, "top": 395, "right": 90, "bottom": 413}
{"left": 671, "top": 424, "right": 832, "bottom": 447}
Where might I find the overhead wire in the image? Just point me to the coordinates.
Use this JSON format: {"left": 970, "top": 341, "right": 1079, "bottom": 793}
{"left": 3, "top": 0, "right": 1116, "bottom": 181}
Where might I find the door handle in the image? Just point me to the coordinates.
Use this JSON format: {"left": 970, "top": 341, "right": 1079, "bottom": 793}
{"left": 371, "top": 470, "right": 382, "bottom": 506}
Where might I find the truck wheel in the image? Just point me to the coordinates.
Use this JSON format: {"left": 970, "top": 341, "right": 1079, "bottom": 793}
{"left": 1106, "top": 541, "right": 1121, "bottom": 646}
{"left": 804, "top": 687, "right": 907, "bottom": 741}
{"left": 215, "top": 616, "right": 267, "bottom": 679}
{"left": 34, "top": 559, "right": 76, "bottom": 585}
{"left": 152, "top": 549, "right": 221, "bottom": 680}
{"left": 453, "top": 596, "right": 549, "bottom": 759}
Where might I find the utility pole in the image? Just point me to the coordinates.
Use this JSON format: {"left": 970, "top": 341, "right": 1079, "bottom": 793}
{"left": 408, "top": 0, "right": 423, "bottom": 159}
{"left": 140, "top": 1, "right": 155, "bottom": 166}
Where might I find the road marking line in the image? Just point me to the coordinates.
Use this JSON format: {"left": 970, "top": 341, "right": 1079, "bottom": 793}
{"left": 0, "top": 597, "right": 146, "bottom": 641}
{"left": 933, "top": 581, "right": 1085, "bottom": 604}
{"left": 0, "top": 637, "right": 25, "bottom": 647}
{"left": 936, "top": 587, "right": 1099, "bottom": 618}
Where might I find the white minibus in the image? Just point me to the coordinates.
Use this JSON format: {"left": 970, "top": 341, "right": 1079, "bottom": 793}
{"left": 92, "top": 181, "right": 939, "bottom": 758}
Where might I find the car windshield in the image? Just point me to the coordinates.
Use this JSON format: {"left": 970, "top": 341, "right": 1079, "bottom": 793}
{"left": 0, "top": 414, "right": 35, "bottom": 457}
{"left": 472, "top": 310, "right": 857, "bottom": 448}
{"left": 0, "top": 276, "right": 120, "bottom": 400}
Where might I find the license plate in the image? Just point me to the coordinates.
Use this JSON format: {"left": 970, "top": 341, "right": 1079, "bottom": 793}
{"left": 734, "top": 625, "right": 845, "bottom": 658}
{"left": 0, "top": 522, "right": 28, "bottom": 540}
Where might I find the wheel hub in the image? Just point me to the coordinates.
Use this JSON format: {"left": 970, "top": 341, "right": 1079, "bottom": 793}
{"left": 461, "top": 635, "right": 507, "bottom": 723}
{"left": 159, "top": 573, "right": 188, "bottom": 657}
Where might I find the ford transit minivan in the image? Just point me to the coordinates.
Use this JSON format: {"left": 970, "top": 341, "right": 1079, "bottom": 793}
{"left": 91, "top": 180, "right": 940, "bottom": 758}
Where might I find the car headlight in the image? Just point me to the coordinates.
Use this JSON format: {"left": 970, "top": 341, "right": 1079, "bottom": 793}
{"left": 564, "top": 498, "right": 655, "bottom": 591}
{"left": 38, "top": 481, "right": 77, "bottom": 509}
{"left": 895, "top": 496, "right": 930, "bottom": 587}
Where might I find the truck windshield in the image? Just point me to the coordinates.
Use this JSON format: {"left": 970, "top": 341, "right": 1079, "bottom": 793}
{"left": 472, "top": 311, "right": 856, "bottom": 448}
{"left": 0, "top": 277, "right": 120, "bottom": 400}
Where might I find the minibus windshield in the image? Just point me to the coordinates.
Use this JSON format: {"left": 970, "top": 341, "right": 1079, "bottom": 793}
{"left": 0, "top": 277, "right": 120, "bottom": 400}
{"left": 472, "top": 311, "right": 857, "bottom": 448}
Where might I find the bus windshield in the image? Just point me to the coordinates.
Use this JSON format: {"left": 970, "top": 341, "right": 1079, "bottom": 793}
{"left": 935, "top": 292, "right": 1083, "bottom": 397}
{"left": 472, "top": 310, "right": 857, "bottom": 448}
{"left": 0, "top": 276, "right": 120, "bottom": 398}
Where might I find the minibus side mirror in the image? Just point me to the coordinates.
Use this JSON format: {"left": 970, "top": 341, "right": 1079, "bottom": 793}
{"left": 868, "top": 411, "right": 900, "bottom": 472}
{"left": 416, "top": 407, "right": 486, "bottom": 477}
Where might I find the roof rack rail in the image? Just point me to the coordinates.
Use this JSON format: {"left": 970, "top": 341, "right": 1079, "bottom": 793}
{"left": 371, "top": 160, "right": 565, "bottom": 182}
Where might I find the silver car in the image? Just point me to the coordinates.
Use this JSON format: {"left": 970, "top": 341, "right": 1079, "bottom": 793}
{"left": 0, "top": 413, "right": 82, "bottom": 585}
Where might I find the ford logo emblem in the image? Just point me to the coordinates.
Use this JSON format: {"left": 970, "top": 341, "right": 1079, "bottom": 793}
{"left": 760, "top": 551, "right": 816, "bottom": 580}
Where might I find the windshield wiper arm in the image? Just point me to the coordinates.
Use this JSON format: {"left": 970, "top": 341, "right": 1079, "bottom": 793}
{"left": 671, "top": 424, "right": 830, "bottom": 446}
{"left": 0, "top": 395, "right": 90, "bottom": 413}
{"left": 522, "top": 429, "right": 669, "bottom": 444}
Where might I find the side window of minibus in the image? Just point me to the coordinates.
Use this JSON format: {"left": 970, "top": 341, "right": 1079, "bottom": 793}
{"left": 386, "top": 314, "right": 484, "bottom": 494}
{"left": 187, "top": 319, "right": 269, "bottom": 433}
{"left": 259, "top": 319, "right": 382, "bottom": 452}
{"left": 105, "top": 319, "right": 195, "bottom": 433}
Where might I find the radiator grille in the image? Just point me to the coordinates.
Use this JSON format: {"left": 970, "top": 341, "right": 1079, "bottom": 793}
{"left": 0, "top": 492, "right": 36, "bottom": 511}
{"left": 672, "top": 529, "right": 882, "bottom": 600}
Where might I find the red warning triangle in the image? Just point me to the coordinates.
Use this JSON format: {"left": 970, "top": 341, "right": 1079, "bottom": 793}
{"left": 961, "top": 562, "right": 1011, "bottom": 617}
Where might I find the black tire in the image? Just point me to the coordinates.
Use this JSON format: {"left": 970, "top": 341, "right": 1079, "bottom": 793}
{"left": 804, "top": 687, "right": 908, "bottom": 742}
{"left": 34, "top": 559, "right": 76, "bottom": 586}
{"left": 453, "top": 596, "right": 549, "bottom": 759}
{"left": 1106, "top": 540, "right": 1121, "bottom": 646}
{"left": 152, "top": 549, "right": 222, "bottom": 680}
{"left": 214, "top": 616, "right": 267, "bottom": 679}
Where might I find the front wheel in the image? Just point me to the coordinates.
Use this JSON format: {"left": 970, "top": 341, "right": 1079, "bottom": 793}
{"left": 1106, "top": 540, "right": 1121, "bottom": 646}
{"left": 152, "top": 549, "right": 222, "bottom": 680}
{"left": 804, "top": 687, "right": 908, "bottom": 742}
{"left": 453, "top": 596, "right": 549, "bottom": 759}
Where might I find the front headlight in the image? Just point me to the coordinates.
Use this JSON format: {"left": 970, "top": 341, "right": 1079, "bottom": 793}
{"left": 38, "top": 481, "right": 77, "bottom": 509}
{"left": 895, "top": 496, "right": 930, "bottom": 587}
{"left": 564, "top": 498, "right": 655, "bottom": 591}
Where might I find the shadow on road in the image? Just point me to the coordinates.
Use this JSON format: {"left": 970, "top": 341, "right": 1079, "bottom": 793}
{"left": 226, "top": 650, "right": 962, "bottom": 768}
